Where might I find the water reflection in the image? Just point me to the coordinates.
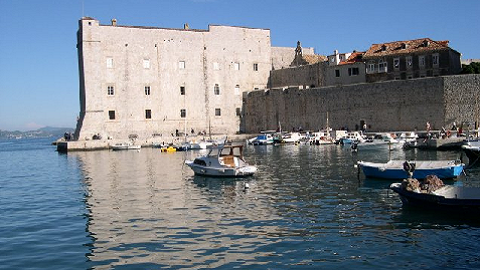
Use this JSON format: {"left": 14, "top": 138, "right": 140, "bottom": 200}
{"left": 72, "top": 149, "right": 285, "bottom": 268}
{"left": 72, "top": 144, "right": 480, "bottom": 269}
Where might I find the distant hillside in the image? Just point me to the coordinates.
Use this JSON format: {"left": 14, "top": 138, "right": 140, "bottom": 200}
{"left": 0, "top": 127, "right": 75, "bottom": 140}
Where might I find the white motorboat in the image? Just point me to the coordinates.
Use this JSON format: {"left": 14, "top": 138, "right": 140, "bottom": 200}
{"left": 185, "top": 144, "right": 257, "bottom": 177}
{"left": 354, "top": 133, "right": 405, "bottom": 151}
{"left": 248, "top": 134, "right": 274, "bottom": 145}
{"left": 281, "top": 132, "right": 303, "bottom": 144}
{"left": 111, "top": 142, "right": 141, "bottom": 151}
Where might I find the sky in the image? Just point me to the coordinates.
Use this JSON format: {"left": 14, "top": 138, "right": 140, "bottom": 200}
{"left": 0, "top": 0, "right": 479, "bottom": 131}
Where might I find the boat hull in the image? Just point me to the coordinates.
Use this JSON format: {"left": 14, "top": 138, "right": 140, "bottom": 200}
{"left": 185, "top": 161, "right": 256, "bottom": 177}
{"left": 463, "top": 145, "right": 480, "bottom": 166}
{"left": 111, "top": 145, "right": 141, "bottom": 151}
{"left": 390, "top": 183, "right": 480, "bottom": 213}
{"left": 358, "top": 161, "right": 464, "bottom": 179}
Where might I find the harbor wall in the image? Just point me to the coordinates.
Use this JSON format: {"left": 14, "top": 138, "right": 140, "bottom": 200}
{"left": 243, "top": 74, "right": 480, "bottom": 133}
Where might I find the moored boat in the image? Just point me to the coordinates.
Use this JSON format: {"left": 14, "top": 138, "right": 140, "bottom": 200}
{"left": 185, "top": 144, "right": 257, "bottom": 177}
{"left": 355, "top": 133, "right": 405, "bottom": 151}
{"left": 111, "top": 142, "right": 141, "bottom": 151}
{"left": 462, "top": 141, "right": 480, "bottom": 166}
{"left": 357, "top": 160, "right": 464, "bottom": 180}
{"left": 390, "top": 181, "right": 480, "bottom": 213}
{"left": 248, "top": 134, "right": 274, "bottom": 145}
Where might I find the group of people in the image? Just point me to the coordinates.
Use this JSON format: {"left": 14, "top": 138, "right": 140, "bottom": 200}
{"left": 427, "top": 121, "right": 464, "bottom": 139}
{"left": 173, "top": 129, "right": 207, "bottom": 137}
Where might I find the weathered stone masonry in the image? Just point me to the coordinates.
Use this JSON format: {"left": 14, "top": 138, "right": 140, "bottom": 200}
{"left": 244, "top": 75, "right": 480, "bottom": 133}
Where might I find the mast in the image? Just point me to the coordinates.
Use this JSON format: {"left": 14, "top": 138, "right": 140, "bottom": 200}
{"left": 326, "top": 111, "right": 330, "bottom": 137}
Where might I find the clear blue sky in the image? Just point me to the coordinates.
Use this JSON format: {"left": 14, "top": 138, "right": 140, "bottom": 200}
{"left": 0, "top": 0, "right": 478, "bottom": 131}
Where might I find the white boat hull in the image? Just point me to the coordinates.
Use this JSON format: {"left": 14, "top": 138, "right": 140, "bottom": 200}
{"left": 185, "top": 160, "right": 257, "bottom": 177}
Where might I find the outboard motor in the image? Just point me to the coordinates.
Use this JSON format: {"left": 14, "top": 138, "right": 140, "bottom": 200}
{"left": 351, "top": 142, "right": 358, "bottom": 152}
{"left": 403, "top": 161, "right": 416, "bottom": 178}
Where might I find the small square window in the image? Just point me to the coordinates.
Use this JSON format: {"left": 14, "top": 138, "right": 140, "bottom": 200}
{"left": 367, "top": 63, "right": 376, "bottom": 73}
{"left": 215, "top": 108, "right": 221, "bottom": 116}
{"left": 179, "top": 61, "right": 185, "bottom": 69}
{"left": 253, "top": 63, "right": 258, "bottom": 71}
{"left": 145, "top": 109, "right": 152, "bottom": 119}
{"left": 143, "top": 59, "right": 150, "bottom": 69}
{"left": 406, "top": 56, "right": 413, "bottom": 68}
{"left": 180, "top": 86, "right": 185, "bottom": 95}
{"left": 107, "top": 86, "right": 115, "bottom": 95}
{"left": 180, "top": 109, "right": 186, "bottom": 118}
{"left": 214, "top": 84, "right": 220, "bottom": 95}
{"left": 335, "top": 69, "right": 340, "bottom": 77}
{"left": 108, "top": 110, "right": 116, "bottom": 120}
{"left": 432, "top": 54, "right": 439, "bottom": 66}
{"left": 394, "top": 58, "right": 400, "bottom": 69}
{"left": 145, "top": 86, "right": 151, "bottom": 95}
{"left": 419, "top": 56, "right": 425, "bottom": 67}
{"left": 107, "top": 58, "right": 113, "bottom": 68}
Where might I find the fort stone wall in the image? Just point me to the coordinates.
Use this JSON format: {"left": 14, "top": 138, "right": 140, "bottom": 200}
{"left": 75, "top": 18, "right": 273, "bottom": 142}
{"left": 244, "top": 75, "right": 480, "bottom": 133}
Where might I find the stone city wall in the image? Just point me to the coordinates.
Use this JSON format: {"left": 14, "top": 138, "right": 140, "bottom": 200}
{"left": 243, "top": 74, "right": 480, "bottom": 133}
{"left": 268, "top": 62, "right": 326, "bottom": 89}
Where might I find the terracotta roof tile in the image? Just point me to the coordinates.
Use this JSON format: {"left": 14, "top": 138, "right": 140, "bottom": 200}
{"left": 339, "top": 51, "right": 365, "bottom": 65}
{"left": 363, "top": 38, "right": 451, "bottom": 59}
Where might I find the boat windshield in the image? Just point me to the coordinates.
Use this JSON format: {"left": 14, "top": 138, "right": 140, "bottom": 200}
{"left": 208, "top": 146, "right": 243, "bottom": 158}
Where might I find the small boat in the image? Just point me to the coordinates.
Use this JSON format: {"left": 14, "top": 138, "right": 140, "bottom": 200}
{"left": 337, "top": 131, "right": 365, "bottom": 145}
{"left": 307, "top": 131, "right": 334, "bottom": 145}
{"left": 462, "top": 141, "right": 480, "bottom": 166}
{"left": 185, "top": 144, "right": 257, "bottom": 177}
{"left": 357, "top": 160, "right": 464, "bottom": 180}
{"left": 111, "top": 142, "right": 141, "bottom": 151}
{"left": 390, "top": 182, "right": 480, "bottom": 213}
{"left": 160, "top": 146, "right": 177, "bottom": 153}
{"left": 281, "top": 132, "right": 303, "bottom": 144}
{"left": 355, "top": 133, "right": 405, "bottom": 151}
{"left": 248, "top": 134, "right": 274, "bottom": 145}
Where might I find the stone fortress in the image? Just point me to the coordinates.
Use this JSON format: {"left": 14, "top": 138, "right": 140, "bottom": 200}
{"left": 74, "top": 17, "right": 314, "bottom": 143}
{"left": 71, "top": 17, "right": 480, "bottom": 149}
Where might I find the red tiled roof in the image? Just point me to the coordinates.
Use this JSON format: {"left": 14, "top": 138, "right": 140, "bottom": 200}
{"left": 363, "top": 38, "right": 451, "bottom": 59}
{"left": 339, "top": 51, "right": 365, "bottom": 65}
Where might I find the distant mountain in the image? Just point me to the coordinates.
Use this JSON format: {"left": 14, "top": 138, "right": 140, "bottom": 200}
{"left": 0, "top": 127, "right": 75, "bottom": 140}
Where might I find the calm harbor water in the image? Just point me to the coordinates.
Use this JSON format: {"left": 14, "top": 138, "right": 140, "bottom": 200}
{"left": 2, "top": 138, "right": 480, "bottom": 269}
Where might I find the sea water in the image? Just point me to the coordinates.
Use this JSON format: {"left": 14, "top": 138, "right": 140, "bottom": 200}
{"left": 2, "top": 138, "right": 480, "bottom": 269}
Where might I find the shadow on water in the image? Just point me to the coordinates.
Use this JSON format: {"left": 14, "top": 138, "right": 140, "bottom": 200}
{"left": 391, "top": 206, "right": 480, "bottom": 229}
{"left": 190, "top": 175, "right": 252, "bottom": 191}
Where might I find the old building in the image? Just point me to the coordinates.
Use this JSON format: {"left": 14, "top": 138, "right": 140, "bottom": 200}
{"left": 74, "top": 17, "right": 296, "bottom": 141}
{"left": 363, "top": 38, "right": 462, "bottom": 82}
{"left": 325, "top": 50, "right": 366, "bottom": 86}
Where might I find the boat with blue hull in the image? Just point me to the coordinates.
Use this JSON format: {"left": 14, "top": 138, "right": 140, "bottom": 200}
{"left": 357, "top": 160, "right": 464, "bottom": 180}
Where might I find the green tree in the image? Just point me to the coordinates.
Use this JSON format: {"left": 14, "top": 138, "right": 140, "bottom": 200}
{"left": 461, "top": 62, "right": 480, "bottom": 74}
